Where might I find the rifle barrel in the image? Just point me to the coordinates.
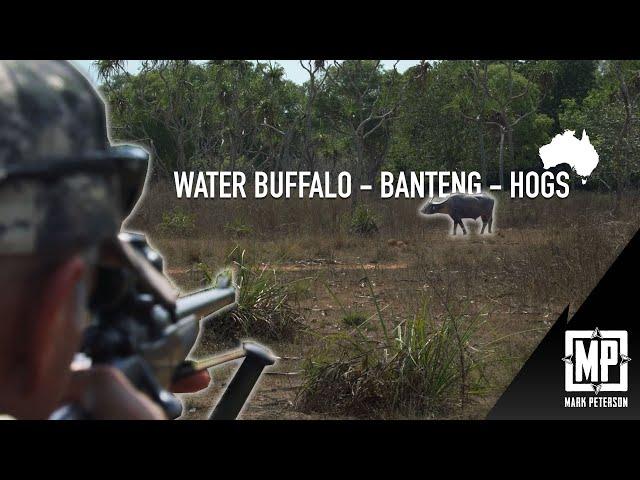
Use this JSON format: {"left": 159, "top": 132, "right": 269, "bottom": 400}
{"left": 175, "top": 286, "right": 236, "bottom": 319}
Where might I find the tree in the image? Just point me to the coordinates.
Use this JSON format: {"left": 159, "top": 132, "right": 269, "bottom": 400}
{"left": 317, "top": 60, "right": 418, "bottom": 205}
{"left": 98, "top": 60, "right": 219, "bottom": 175}
{"left": 561, "top": 60, "right": 640, "bottom": 198}
{"left": 389, "top": 61, "right": 476, "bottom": 176}
{"left": 453, "top": 61, "right": 550, "bottom": 187}
{"left": 93, "top": 59, "right": 636, "bottom": 198}
{"left": 523, "top": 60, "right": 598, "bottom": 132}
{"left": 98, "top": 60, "right": 303, "bottom": 176}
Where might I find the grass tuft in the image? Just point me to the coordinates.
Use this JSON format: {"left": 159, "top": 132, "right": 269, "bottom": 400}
{"left": 350, "top": 204, "right": 379, "bottom": 235}
{"left": 342, "top": 311, "right": 368, "bottom": 327}
{"left": 297, "top": 284, "right": 488, "bottom": 418}
{"left": 201, "top": 248, "right": 305, "bottom": 344}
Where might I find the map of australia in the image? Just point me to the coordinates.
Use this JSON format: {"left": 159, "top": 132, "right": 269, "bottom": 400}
{"left": 539, "top": 130, "right": 599, "bottom": 184}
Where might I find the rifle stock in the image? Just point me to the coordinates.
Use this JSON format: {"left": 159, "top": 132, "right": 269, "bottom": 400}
{"left": 51, "top": 233, "right": 274, "bottom": 420}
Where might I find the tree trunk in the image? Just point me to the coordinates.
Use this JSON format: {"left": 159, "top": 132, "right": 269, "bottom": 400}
{"left": 498, "top": 127, "right": 505, "bottom": 188}
{"left": 351, "top": 135, "right": 366, "bottom": 210}
{"left": 506, "top": 125, "right": 514, "bottom": 187}
{"left": 612, "top": 62, "right": 633, "bottom": 216}
{"left": 477, "top": 118, "right": 486, "bottom": 186}
{"left": 478, "top": 69, "right": 488, "bottom": 187}
{"left": 176, "top": 130, "right": 186, "bottom": 170}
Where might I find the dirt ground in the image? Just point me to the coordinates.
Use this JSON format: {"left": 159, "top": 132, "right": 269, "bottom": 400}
{"left": 166, "top": 215, "right": 637, "bottom": 419}
{"left": 121, "top": 189, "right": 640, "bottom": 419}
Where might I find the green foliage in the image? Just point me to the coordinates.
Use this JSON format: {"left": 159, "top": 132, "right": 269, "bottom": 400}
{"left": 559, "top": 60, "right": 640, "bottom": 191}
{"left": 158, "top": 207, "right": 195, "bottom": 236}
{"left": 98, "top": 59, "right": 639, "bottom": 192}
{"left": 389, "top": 61, "right": 476, "bottom": 173}
{"left": 524, "top": 60, "right": 598, "bottom": 129}
{"left": 349, "top": 204, "right": 379, "bottom": 235}
{"left": 101, "top": 60, "right": 304, "bottom": 174}
{"left": 224, "top": 218, "right": 254, "bottom": 238}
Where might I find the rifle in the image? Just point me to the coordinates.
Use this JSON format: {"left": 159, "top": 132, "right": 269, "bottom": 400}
{"left": 51, "top": 232, "right": 276, "bottom": 420}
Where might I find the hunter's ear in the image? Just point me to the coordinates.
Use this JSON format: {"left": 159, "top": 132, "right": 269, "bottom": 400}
{"left": 26, "top": 255, "right": 86, "bottom": 393}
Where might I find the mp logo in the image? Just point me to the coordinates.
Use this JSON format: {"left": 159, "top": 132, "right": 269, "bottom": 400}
{"left": 563, "top": 328, "right": 631, "bottom": 394}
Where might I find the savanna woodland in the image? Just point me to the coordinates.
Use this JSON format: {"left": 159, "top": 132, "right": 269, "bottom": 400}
{"left": 97, "top": 60, "right": 640, "bottom": 419}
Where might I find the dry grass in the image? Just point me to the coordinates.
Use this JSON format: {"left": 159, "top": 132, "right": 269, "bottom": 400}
{"left": 131, "top": 185, "right": 639, "bottom": 309}
{"left": 184, "top": 249, "right": 307, "bottom": 350}
{"left": 127, "top": 183, "right": 640, "bottom": 418}
{"left": 297, "top": 282, "right": 488, "bottom": 419}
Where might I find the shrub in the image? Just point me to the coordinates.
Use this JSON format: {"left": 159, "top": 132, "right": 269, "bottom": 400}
{"left": 224, "top": 218, "right": 254, "bottom": 238}
{"left": 158, "top": 207, "right": 195, "bottom": 236}
{"left": 350, "top": 204, "right": 379, "bottom": 235}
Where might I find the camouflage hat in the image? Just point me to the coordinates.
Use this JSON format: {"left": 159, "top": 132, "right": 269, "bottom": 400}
{"left": 0, "top": 60, "right": 148, "bottom": 255}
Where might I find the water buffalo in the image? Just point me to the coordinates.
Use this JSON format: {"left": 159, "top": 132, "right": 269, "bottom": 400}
{"left": 421, "top": 194, "right": 494, "bottom": 235}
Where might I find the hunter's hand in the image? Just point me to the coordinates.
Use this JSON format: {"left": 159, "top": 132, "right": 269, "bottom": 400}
{"left": 170, "top": 370, "right": 211, "bottom": 393}
{"left": 64, "top": 366, "right": 167, "bottom": 420}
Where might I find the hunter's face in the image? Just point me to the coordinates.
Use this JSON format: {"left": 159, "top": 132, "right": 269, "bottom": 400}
{"left": 0, "top": 255, "right": 90, "bottom": 419}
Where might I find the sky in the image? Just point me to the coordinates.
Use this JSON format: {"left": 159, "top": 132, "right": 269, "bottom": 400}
{"left": 72, "top": 60, "right": 420, "bottom": 85}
